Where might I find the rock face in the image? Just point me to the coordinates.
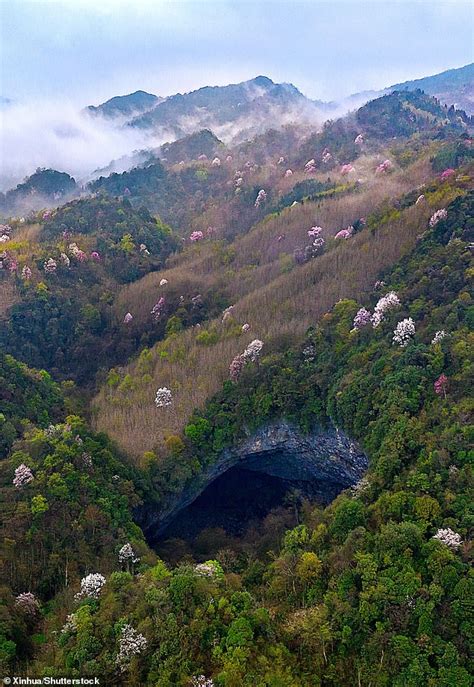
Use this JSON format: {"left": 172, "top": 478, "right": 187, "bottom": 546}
{"left": 138, "top": 420, "right": 367, "bottom": 540}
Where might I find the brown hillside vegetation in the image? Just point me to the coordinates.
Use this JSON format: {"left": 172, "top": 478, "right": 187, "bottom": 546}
{"left": 93, "top": 156, "right": 465, "bottom": 458}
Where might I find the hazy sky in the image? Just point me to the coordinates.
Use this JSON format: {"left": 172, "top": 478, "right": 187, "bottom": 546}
{"left": 1, "top": 0, "right": 473, "bottom": 104}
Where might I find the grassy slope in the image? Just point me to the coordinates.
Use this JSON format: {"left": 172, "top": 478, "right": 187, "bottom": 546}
{"left": 93, "top": 157, "right": 467, "bottom": 458}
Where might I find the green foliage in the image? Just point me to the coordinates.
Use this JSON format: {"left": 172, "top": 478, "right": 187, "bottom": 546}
{"left": 0, "top": 353, "right": 64, "bottom": 457}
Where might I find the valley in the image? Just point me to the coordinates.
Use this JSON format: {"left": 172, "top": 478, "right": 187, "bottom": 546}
{"left": 0, "top": 67, "right": 473, "bottom": 686}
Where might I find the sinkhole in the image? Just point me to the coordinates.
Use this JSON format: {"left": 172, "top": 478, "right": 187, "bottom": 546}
{"left": 147, "top": 422, "right": 368, "bottom": 559}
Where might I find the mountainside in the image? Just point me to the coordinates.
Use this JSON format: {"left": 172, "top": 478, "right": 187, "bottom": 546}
{"left": 87, "top": 90, "right": 161, "bottom": 118}
{"left": 0, "top": 84, "right": 473, "bottom": 685}
{"left": 0, "top": 168, "right": 77, "bottom": 216}
{"left": 390, "top": 62, "right": 474, "bottom": 114}
{"left": 127, "top": 75, "right": 327, "bottom": 143}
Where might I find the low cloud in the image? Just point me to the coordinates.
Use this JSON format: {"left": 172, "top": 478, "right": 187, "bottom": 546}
{"left": 0, "top": 99, "right": 163, "bottom": 191}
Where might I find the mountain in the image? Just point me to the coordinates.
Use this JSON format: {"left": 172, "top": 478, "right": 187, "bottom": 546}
{"left": 348, "top": 63, "right": 474, "bottom": 115}
{"left": 159, "top": 129, "right": 224, "bottom": 164}
{"left": 1, "top": 77, "right": 473, "bottom": 686}
{"left": 127, "top": 75, "right": 328, "bottom": 143}
{"left": 0, "top": 168, "right": 77, "bottom": 216}
{"left": 87, "top": 89, "right": 161, "bottom": 118}
{"left": 390, "top": 62, "right": 474, "bottom": 113}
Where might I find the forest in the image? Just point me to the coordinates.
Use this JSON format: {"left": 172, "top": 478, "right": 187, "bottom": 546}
{"left": 0, "top": 84, "right": 473, "bottom": 686}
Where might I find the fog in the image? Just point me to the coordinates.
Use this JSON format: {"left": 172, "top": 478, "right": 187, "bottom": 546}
{"left": 0, "top": 99, "right": 164, "bottom": 191}
{"left": 0, "top": 92, "right": 349, "bottom": 194}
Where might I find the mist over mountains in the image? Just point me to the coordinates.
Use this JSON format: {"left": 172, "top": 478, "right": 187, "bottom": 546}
{"left": 1, "top": 63, "right": 472, "bottom": 195}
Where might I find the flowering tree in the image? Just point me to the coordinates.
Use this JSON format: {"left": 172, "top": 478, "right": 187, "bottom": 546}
{"left": 90, "top": 251, "right": 101, "bottom": 261}
{"left": 190, "top": 230, "right": 204, "bottom": 242}
{"left": 354, "top": 134, "right": 364, "bottom": 145}
{"left": 192, "top": 676, "right": 215, "bottom": 687}
{"left": 429, "top": 208, "right": 447, "bottom": 227}
{"left": 285, "top": 169, "right": 293, "bottom": 177}
{"left": 277, "top": 156, "right": 285, "bottom": 164}
{"left": 371, "top": 291, "right": 401, "bottom": 327}
{"left": 118, "top": 543, "right": 140, "bottom": 571}
{"left": 21, "top": 265, "right": 32, "bottom": 280}
{"left": 376, "top": 159, "right": 393, "bottom": 173}
{"left": 434, "top": 374, "right": 449, "bottom": 398}
{"left": 159, "top": 278, "right": 168, "bottom": 286}
{"left": 340, "top": 164, "right": 355, "bottom": 175}
{"left": 211, "top": 157, "right": 221, "bottom": 167}
{"left": 393, "top": 318, "right": 416, "bottom": 347}
{"left": 13, "top": 464, "right": 34, "bottom": 487}
{"left": 68, "top": 242, "right": 87, "bottom": 261}
{"left": 431, "top": 330, "right": 447, "bottom": 345}
{"left": 351, "top": 477, "right": 370, "bottom": 496}
{"left": 334, "top": 227, "right": 353, "bottom": 240}
{"left": 440, "top": 168, "right": 455, "bottom": 181}
{"left": 415, "top": 194, "right": 425, "bottom": 205}
{"left": 432, "top": 527, "right": 462, "bottom": 550}
{"left": 304, "top": 159, "right": 316, "bottom": 173}
{"left": 44, "top": 258, "right": 57, "bottom": 273}
{"left": 322, "top": 150, "right": 332, "bottom": 164}
{"left": 194, "top": 560, "right": 224, "bottom": 579}
{"left": 241, "top": 323, "right": 250, "bottom": 332}
{"left": 116, "top": 624, "right": 147, "bottom": 672}
{"left": 60, "top": 253, "right": 70, "bottom": 268}
{"left": 75, "top": 573, "right": 106, "bottom": 600}
{"left": 308, "top": 226, "right": 323, "bottom": 238}
{"left": 123, "top": 312, "right": 133, "bottom": 324}
{"left": 229, "top": 339, "right": 264, "bottom": 381}
{"left": 254, "top": 189, "right": 267, "bottom": 208}
{"left": 242, "top": 339, "right": 264, "bottom": 362}
{"left": 229, "top": 354, "right": 245, "bottom": 382}
{"left": 155, "top": 387, "right": 172, "bottom": 408}
{"left": 352, "top": 307, "right": 372, "bottom": 330}
{"left": 226, "top": 155, "right": 233, "bottom": 162}
{"left": 151, "top": 297, "right": 166, "bottom": 321}
{"left": 222, "top": 305, "right": 234, "bottom": 323}
{"left": 15, "top": 592, "right": 40, "bottom": 615}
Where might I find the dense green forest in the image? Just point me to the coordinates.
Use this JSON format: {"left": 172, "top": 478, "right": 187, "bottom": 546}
{"left": 0, "top": 85, "right": 473, "bottom": 685}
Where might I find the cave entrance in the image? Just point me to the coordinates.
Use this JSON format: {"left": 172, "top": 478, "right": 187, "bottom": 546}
{"left": 153, "top": 448, "right": 356, "bottom": 563}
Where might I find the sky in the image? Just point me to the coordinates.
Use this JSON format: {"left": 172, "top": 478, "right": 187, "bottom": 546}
{"left": 1, "top": 0, "right": 473, "bottom": 105}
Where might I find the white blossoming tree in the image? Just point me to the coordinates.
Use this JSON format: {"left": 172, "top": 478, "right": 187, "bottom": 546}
{"left": 15, "top": 592, "right": 40, "bottom": 615}
{"left": 155, "top": 387, "right": 172, "bottom": 408}
{"left": 371, "top": 292, "right": 401, "bottom": 327}
{"left": 393, "top": 318, "right": 416, "bottom": 347}
{"left": 116, "top": 624, "right": 147, "bottom": 672}
{"left": 75, "top": 573, "right": 106, "bottom": 600}
{"left": 432, "top": 528, "right": 463, "bottom": 550}
{"left": 242, "top": 339, "right": 264, "bottom": 363}
{"left": 431, "top": 330, "right": 447, "bottom": 345}
{"left": 429, "top": 208, "right": 447, "bottom": 227}
{"left": 118, "top": 543, "right": 140, "bottom": 572}
{"left": 13, "top": 464, "right": 34, "bottom": 487}
{"left": 194, "top": 559, "right": 224, "bottom": 580}
{"left": 192, "top": 677, "right": 215, "bottom": 687}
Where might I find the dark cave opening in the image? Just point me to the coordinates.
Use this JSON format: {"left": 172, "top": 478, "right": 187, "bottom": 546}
{"left": 153, "top": 460, "right": 351, "bottom": 562}
{"left": 157, "top": 466, "right": 297, "bottom": 541}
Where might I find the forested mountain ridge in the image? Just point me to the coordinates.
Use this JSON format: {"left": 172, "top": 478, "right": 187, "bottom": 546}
{"left": 87, "top": 90, "right": 162, "bottom": 119}
{"left": 0, "top": 83, "right": 473, "bottom": 685}
{"left": 0, "top": 188, "right": 472, "bottom": 685}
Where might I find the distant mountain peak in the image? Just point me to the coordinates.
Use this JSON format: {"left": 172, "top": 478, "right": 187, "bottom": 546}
{"left": 87, "top": 90, "right": 161, "bottom": 118}
{"left": 251, "top": 75, "right": 275, "bottom": 88}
